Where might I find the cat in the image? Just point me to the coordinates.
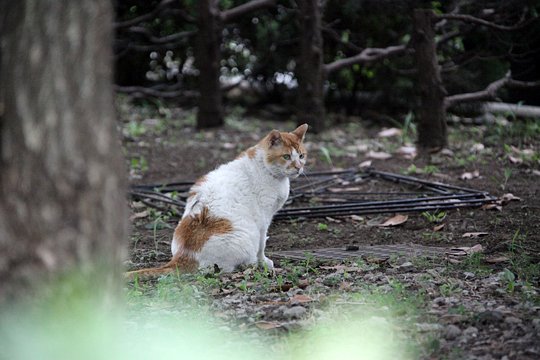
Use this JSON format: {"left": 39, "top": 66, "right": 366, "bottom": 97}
{"left": 126, "top": 124, "right": 308, "bottom": 278}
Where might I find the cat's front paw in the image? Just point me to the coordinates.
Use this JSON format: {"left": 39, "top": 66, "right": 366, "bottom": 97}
{"left": 260, "top": 256, "right": 274, "bottom": 273}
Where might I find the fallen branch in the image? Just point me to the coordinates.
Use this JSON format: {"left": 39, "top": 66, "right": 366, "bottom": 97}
{"left": 114, "top": 85, "right": 199, "bottom": 99}
{"left": 445, "top": 72, "right": 540, "bottom": 108}
{"left": 434, "top": 13, "right": 530, "bottom": 31}
{"left": 483, "top": 102, "right": 540, "bottom": 118}
{"left": 324, "top": 45, "right": 408, "bottom": 74}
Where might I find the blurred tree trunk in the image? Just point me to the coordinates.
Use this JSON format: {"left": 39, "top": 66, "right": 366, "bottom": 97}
{"left": 412, "top": 9, "right": 447, "bottom": 150}
{"left": 297, "top": 0, "right": 325, "bottom": 133}
{"left": 196, "top": 0, "right": 224, "bottom": 128}
{"left": 0, "top": 1, "right": 127, "bottom": 304}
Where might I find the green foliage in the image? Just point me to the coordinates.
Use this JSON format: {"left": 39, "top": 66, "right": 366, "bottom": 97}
{"left": 421, "top": 211, "right": 446, "bottom": 223}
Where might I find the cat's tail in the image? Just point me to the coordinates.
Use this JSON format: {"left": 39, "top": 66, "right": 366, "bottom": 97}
{"left": 124, "top": 252, "right": 198, "bottom": 280}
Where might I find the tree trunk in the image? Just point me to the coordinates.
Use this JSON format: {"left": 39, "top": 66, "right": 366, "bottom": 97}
{"left": 296, "top": 0, "right": 325, "bottom": 133}
{"left": 196, "top": 0, "right": 224, "bottom": 128}
{"left": 0, "top": 1, "right": 127, "bottom": 304}
{"left": 412, "top": 9, "right": 448, "bottom": 149}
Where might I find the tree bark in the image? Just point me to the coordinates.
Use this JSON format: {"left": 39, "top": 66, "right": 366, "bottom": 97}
{"left": 296, "top": 0, "right": 325, "bottom": 133}
{"left": 196, "top": 0, "right": 224, "bottom": 129}
{"left": 0, "top": 1, "right": 127, "bottom": 304}
{"left": 412, "top": 9, "right": 448, "bottom": 150}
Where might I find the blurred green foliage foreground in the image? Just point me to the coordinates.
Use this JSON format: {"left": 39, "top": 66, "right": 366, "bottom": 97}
{"left": 0, "top": 272, "right": 417, "bottom": 360}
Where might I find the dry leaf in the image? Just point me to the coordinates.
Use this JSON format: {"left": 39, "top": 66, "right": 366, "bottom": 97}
{"left": 433, "top": 223, "right": 445, "bottom": 232}
{"left": 508, "top": 155, "right": 523, "bottom": 164}
{"left": 462, "top": 232, "right": 489, "bottom": 238}
{"left": 460, "top": 170, "right": 480, "bottom": 180}
{"left": 130, "top": 210, "right": 149, "bottom": 220}
{"left": 441, "top": 148, "right": 455, "bottom": 157}
{"left": 396, "top": 146, "right": 417, "bottom": 159}
{"left": 482, "top": 203, "right": 502, "bottom": 211}
{"left": 366, "top": 150, "right": 392, "bottom": 160}
{"left": 485, "top": 255, "right": 509, "bottom": 264}
{"left": 377, "top": 127, "right": 402, "bottom": 138}
{"left": 365, "top": 256, "right": 389, "bottom": 264}
{"left": 471, "top": 143, "right": 485, "bottom": 153}
{"left": 289, "top": 294, "right": 313, "bottom": 304}
{"left": 378, "top": 214, "right": 408, "bottom": 227}
{"left": 350, "top": 215, "right": 364, "bottom": 222}
{"left": 359, "top": 160, "right": 372, "bottom": 168}
{"left": 222, "top": 142, "right": 236, "bottom": 149}
{"left": 500, "top": 193, "right": 521, "bottom": 204}
{"left": 255, "top": 321, "right": 282, "bottom": 330}
{"left": 447, "top": 244, "right": 483, "bottom": 256}
{"left": 532, "top": 170, "right": 540, "bottom": 176}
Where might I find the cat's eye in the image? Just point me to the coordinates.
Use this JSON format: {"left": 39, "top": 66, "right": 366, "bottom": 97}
{"left": 282, "top": 154, "right": 291, "bottom": 160}
{"left": 299, "top": 153, "right": 305, "bottom": 159}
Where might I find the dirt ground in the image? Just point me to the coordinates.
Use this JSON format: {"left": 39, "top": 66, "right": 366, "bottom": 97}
{"left": 120, "top": 100, "right": 540, "bottom": 359}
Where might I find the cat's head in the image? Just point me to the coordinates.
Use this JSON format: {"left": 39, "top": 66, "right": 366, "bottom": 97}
{"left": 262, "top": 124, "right": 308, "bottom": 178}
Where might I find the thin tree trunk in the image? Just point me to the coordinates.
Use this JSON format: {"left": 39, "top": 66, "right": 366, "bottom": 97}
{"left": 297, "top": 0, "right": 325, "bottom": 133}
{"left": 412, "top": 9, "right": 448, "bottom": 150}
{"left": 0, "top": 1, "right": 127, "bottom": 304}
{"left": 196, "top": 0, "right": 224, "bottom": 128}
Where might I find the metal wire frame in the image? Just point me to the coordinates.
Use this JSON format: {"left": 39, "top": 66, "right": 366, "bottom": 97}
{"left": 128, "top": 168, "right": 498, "bottom": 220}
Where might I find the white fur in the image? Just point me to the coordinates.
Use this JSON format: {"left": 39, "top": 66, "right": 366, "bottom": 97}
{"left": 171, "top": 147, "right": 295, "bottom": 272}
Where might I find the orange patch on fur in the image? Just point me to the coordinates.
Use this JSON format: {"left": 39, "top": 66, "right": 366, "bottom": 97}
{"left": 236, "top": 147, "right": 257, "bottom": 160}
{"left": 175, "top": 206, "right": 233, "bottom": 252}
{"left": 246, "top": 147, "right": 257, "bottom": 159}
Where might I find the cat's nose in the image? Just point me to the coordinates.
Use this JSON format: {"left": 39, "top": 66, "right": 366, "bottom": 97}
{"left": 294, "top": 161, "right": 302, "bottom": 170}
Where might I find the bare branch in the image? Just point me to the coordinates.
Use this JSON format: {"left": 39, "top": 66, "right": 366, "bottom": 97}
{"left": 220, "top": 0, "right": 276, "bottom": 23}
{"left": 324, "top": 45, "right": 408, "bottom": 75}
{"left": 114, "top": 0, "right": 175, "bottom": 29}
{"left": 434, "top": 13, "right": 531, "bottom": 31}
{"left": 114, "top": 80, "right": 242, "bottom": 99}
{"left": 444, "top": 72, "right": 540, "bottom": 108}
{"left": 125, "top": 26, "right": 196, "bottom": 44}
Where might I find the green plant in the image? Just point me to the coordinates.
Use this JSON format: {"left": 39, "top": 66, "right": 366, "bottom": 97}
{"left": 401, "top": 111, "right": 417, "bottom": 144}
{"left": 319, "top": 146, "right": 333, "bottom": 165}
{"left": 126, "top": 120, "right": 147, "bottom": 137}
{"left": 501, "top": 168, "right": 512, "bottom": 190}
{"left": 500, "top": 268, "right": 516, "bottom": 295}
{"left": 317, "top": 222, "right": 329, "bottom": 231}
{"left": 130, "top": 156, "right": 149, "bottom": 172}
{"left": 422, "top": 211, "right": 446, "bottom": 223}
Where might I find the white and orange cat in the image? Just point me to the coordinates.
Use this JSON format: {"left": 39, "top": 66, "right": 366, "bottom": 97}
{"left": 127, "top": 124, "right": 308, "bottom": 277}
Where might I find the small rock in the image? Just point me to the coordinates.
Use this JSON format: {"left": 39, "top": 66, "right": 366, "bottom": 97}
{"left": 505, "top": 316, "right": 522, "bottom": 325}
{"left": 432, "top": 297, "right": 447, "bottom": 307}
{"left": 444, "top": 324, "right": 462, "bottom": 340}
{"left": 399, "top": 261, "right": 414, "bottom": 269}
{"left": 283, "top": 306, "right": 307, "bottom": 319}
{"left": 477, "top": 310, "right": 503, "bottom": 324}
{"left": 462, "top": 326, "right": 478, "bottom": 338}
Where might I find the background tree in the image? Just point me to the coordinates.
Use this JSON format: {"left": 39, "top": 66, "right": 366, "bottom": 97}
{"left": 0, "top": 0, "right": 127, "bottom": 304}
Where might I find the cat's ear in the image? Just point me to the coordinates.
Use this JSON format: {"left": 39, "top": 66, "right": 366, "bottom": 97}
{"left": 268, "top": 130, "right": 282, "bottom": 147}
{"left": 292, "top": 123, "right": 308, "bottom": 141}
